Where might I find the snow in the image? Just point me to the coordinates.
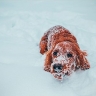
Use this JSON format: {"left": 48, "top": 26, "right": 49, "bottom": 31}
{"left": 0, "top": 0, "right": 96, "bottom": 96}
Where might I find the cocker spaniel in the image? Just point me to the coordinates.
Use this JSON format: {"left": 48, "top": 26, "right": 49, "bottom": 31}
{"left": 39, "top": 25, "right": 90, "bottom": 80}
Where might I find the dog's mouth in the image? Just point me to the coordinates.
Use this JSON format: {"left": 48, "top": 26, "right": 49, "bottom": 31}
{"left": 53, "top": 72, "right": 63, "bottom": 80}
{"left": 51, "top": 68, "right": 64, "bottom": 80}
{"left": 52, "top": 71, "right": 69, "bottom": 80}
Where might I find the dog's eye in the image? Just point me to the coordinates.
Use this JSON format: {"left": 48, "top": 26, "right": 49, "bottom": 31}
{"left": 67, "top": 53, "right": 73, "bottom": 58}
{"left": 53, "top": 51, "right": 58, "bottom": 56}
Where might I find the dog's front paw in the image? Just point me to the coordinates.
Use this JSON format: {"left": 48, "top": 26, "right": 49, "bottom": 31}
{"left": 81, "top": 63, "right": 90, "bottom": 70}
{"left": 44, "top": 66, "right": 50, "bottom": 72}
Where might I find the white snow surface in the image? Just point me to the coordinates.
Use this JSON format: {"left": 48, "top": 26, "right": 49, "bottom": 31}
{"left": 0, "top": 0, "right": 96, "bottom": 96}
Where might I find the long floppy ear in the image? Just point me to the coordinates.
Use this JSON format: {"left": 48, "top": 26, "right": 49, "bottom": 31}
{"left": 39, "top": 33, "right": 48, "bottom": 54}
{"left": 44, "top": 50, "right": 53, "bottom": 72}
{"left": 76, "top": 49, "right": 90, "bottom": 70}
{"left": 78, "top": 51, "right": 90, "bottom": 70}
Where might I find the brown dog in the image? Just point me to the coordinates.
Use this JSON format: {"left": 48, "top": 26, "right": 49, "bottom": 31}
{"left": 39, "top": 25, "right": 90, "bottom": 80}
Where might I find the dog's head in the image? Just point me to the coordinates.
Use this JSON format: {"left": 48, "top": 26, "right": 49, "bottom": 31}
{"left": 51, "top": 41, "right": 77, "bottom": 79}
{"left": 45, "top": 41, "right": 89, "bottom": 80}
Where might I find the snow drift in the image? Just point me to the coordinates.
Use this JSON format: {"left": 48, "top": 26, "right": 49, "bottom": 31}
{"left": 0, "top": 0, "right": 96, "bottom": 96}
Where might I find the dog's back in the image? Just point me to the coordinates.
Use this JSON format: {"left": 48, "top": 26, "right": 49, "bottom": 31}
{"left": 40, "top": 25, "right": 77, "bottom": 54}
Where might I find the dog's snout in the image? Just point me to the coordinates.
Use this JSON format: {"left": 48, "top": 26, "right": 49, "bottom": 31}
{"left": 53, "top": 64, "right": 62, "bottom": 72}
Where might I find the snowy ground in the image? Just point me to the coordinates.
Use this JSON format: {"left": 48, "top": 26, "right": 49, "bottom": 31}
{"left": 0, "top": 0, "right": 96, "bottom": 96}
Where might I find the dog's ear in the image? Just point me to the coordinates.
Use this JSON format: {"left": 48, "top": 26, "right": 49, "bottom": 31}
{"left": 79, "top": 51, "right": 90, "bottom": 70}
{"left": 44, "top": 50, "right": 53, "bottom": 72}
{"left": 73, "top": 43, "right": 90, "bottom": 70}
{"left": 76, "top": 50, "right": 90, "bottom": 70}
{"left": 39, "top": 33, "right": 48, "bottom": 54}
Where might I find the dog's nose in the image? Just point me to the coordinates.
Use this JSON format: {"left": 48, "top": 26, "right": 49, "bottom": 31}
{"left": 53, "top": 64, "right": 62, "bottom": 72}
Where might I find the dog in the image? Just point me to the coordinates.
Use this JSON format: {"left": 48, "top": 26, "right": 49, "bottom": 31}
{"left": 39, "top": 25, "right": 90, "bottom": 80}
